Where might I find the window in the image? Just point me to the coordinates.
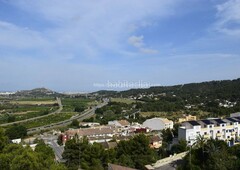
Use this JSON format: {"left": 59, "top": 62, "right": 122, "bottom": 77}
{"left": 204, "top": 132, "right": 207, "bottom": 135}
{"left": 217, "top": 131, "right": 220, "bottom": 133}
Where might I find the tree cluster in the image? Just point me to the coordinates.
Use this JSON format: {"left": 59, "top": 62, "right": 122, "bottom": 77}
{"left": 62, "top": 134, "right": 158, "bottom": 170}
{"left": 178, "top": 137, "right": 240, "bottom": 170}
{"left": 115, "top": 78, "right": 240, "bottom": 117}
{"left": 94, "top": 102, "right": 133, "bottom": 124}
{"left": 0, "top": 128, "right": 67, "bottom": 170}
{"left": 5, "top": 125, "right": 27, "bottom": 140}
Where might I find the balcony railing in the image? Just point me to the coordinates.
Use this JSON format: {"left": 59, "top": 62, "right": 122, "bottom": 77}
{"left": 203, "top": 134, "right": 209, "bottom": 138}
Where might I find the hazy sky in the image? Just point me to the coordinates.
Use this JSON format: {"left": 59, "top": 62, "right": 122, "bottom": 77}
{"left": 0, "top": 0, "right": 240, "bottom": 92}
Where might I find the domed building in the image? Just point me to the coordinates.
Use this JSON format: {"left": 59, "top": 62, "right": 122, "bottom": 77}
{"left": 143, "top": 117, "right": 173, "bottom": 131}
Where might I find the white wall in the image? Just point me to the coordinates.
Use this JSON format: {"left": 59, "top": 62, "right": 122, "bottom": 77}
{"left": 143, "top": 118, "right": 171, "bottom": 131}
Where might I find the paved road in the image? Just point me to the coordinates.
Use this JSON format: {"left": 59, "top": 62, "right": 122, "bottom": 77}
{"left": 0, "top": 97, "right": 63, "bottom": 127}
{"left": 146, "top": 152, "right": 187, "bottom": 170}
{"left": 153, "top": 160, "right": 183, "bottom": 170}
{"left": 27, "top": 102, "right": 107, "bottom": 134}
{"left": 49, "top": 140, "right": 64, "bottom": 162}
{"left": 41, "top": 135, "right": 65, "bottom": 162}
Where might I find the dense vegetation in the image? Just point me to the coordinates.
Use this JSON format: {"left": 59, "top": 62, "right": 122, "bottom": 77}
{"left": 0, "top": 128, "right": 67, "bottom": 170}
{"left": 61, "top": 98, "right": 92, "bottom": 112}
{"left": 178, "top": 137, "right": 240, "bottom": 170}
{"left": 86, "top": 101, "right": 140, "bottom": 124}
{"left": 96, "top": 78, "right": 240, "bottom": 118}
{"left": 63, "top": 134, "right": 158, "bottom": 170}
{"left": 5, "top": 125, "right": 27, "bottom": 140}
{"left": 120, "top": 78, "right": 240, "bottom": 98}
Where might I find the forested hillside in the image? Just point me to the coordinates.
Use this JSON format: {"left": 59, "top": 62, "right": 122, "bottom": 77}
{"left": 98, "top": 78, "right": 240, "bottom": 118}
{"left": 120, "top": 78, "right": 240, "bottom": 99}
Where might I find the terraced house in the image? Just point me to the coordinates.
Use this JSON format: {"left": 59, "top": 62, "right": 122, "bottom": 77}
{"left": 178, "top": 116, "right": 240, "bottom": 146}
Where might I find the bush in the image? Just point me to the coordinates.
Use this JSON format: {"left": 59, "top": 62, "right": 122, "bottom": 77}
{"left": 5, "top": 125, "right": 27, "bottom": 139}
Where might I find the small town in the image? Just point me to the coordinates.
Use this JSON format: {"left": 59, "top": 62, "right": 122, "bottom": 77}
{"left": 4, "top": 92, "right": 240, "bottom": 169}
{"left": 1, "top": 0, "right": 240, "bottom": 170}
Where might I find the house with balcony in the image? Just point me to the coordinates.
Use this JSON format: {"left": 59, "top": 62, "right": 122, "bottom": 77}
{"left": 178, "top": 117, "right": 240, "bottom": 146}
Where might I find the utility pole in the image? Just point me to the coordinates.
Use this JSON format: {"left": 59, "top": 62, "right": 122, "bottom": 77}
{"left": 78, "top": 137, "right": 81, "bottom": 170}
{"left": 189, "top": 138, "right": 196, "bottom": 170}
{"left": 189, "top": 145, "right": 192, "bottom": 170}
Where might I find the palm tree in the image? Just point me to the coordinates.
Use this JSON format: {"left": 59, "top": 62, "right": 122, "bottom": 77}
{"left": 195, "top": 134, "right": 206, "bottom": 149}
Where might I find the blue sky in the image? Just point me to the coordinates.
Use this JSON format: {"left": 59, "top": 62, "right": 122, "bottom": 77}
{"left": 0, "top": 0, "right": 240, "bottom": 92}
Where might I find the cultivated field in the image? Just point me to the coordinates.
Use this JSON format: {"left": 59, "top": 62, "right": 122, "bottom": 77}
{"left": 140, "top": 110, "right": 211, "bottom": 122}
{"left": 140, "top": 111, "right": 187, "bottom": 122}
{"left": 140, "top": 111, "right": 170, "bottom": 117}
{"left": 17, "top": 112, "right": 78, "bottom": 128}
{"left": 61, "top": 98, "right": 94, "bottom": 112}
{"left": 10, "top": 100, "right": 57, "bottom": 105}
{"left": 1, "top": 97, "right": 94, "bottom": 128}
{"left": 111, "top": 98, "right": 136, "bottom": 104}
{"left": 0, "top": 98, "right": 59, "bottom": 124}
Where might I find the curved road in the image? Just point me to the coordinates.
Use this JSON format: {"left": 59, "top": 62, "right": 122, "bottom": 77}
{"left": 0, "top": 97, "right": 63, "bottom": 127}
{"left": 27, "top": 102, "right": 107, "bottom": 134}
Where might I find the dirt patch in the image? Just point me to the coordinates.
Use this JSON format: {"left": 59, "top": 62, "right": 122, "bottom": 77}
{"left": 14, "top": 111, "right": 35, "bottom": 115}
{"left": 10, "top": 100, "right": 57, "bottom": 105}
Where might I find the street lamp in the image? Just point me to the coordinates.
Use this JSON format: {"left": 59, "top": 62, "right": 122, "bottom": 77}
{"left": 188, "top": 137, "right": 196, "bottom": 170}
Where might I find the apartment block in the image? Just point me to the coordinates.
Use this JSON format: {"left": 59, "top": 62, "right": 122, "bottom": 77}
{"left": 178, "top": 117, "right": 240, "bottom": 146}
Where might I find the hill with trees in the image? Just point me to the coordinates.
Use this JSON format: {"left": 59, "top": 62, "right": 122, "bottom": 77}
{"left": 12, "top": 88, "right": 64, "bottom": 97}
{"left": 99, "top": 78, "right": 240, "bottom": 118}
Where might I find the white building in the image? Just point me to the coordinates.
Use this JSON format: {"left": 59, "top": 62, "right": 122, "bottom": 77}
{"left": 178, "top": 117, "right": 240, "bottom": 146}
{"left": 143, "top": 117, "right": 173, "bottom": 131}
{"left": 12, "top": 138, "right": 21, "bottom": 144}
{"left": 64, "top": 126, "right": 118, "bottom": 144}
{"left": 230, "top": 112, "right": 240, "bottom": 117}
{"left": 108, "top": 120, "right": 130, "bottom": 128}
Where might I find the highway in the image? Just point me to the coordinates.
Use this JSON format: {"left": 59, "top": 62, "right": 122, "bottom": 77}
{"left": 27, "top": 102, "right": 107, "bottom": 134}
{"left": 0, "top": 97, "right": 63, "bottom": 127}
